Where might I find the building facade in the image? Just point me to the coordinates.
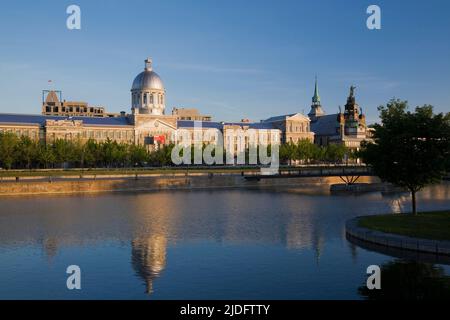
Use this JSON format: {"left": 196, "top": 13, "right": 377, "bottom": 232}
{"left": 0, "top": 57, "right": 370, "bottom": 156}
{"left": 308, "top": 80, "right": 372, "bottom": 150}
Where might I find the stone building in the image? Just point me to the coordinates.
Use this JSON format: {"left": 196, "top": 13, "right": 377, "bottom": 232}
{"left": 0, "top": 57, "right": 315, "bottom": 153}
{"left": 41, "top": 90, "right": 121, "bottom": 118}
{"left": 171, "top": 107, "right": 212, "bottom": 122}
{"left": 308, "top": 80, "right": 372, "bottom": 151}
{"left": 262, "top": 113, "right": 314, "bottom": 144}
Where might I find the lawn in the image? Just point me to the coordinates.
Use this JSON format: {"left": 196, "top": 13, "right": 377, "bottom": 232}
{"left": 358, "top": 211, "right": 450, "bottom": 241}
{"left": 0, "top": 166, "right": 261, "bottom": 177}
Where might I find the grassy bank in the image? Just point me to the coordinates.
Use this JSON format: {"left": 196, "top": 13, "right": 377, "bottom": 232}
{"left": 358, "top": 211, "right": 450, "bottom": 241}
{"left": 0, "top": 167, "right": 261, "bottom": 178}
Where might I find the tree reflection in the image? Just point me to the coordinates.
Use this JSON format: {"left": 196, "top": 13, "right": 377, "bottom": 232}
{"left": 359, "top": 260, "right": 450, "bottom": 300}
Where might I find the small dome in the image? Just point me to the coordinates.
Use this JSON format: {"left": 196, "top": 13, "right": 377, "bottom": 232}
{"left": 131, "top": 58, "right": 164, "bottom": 91}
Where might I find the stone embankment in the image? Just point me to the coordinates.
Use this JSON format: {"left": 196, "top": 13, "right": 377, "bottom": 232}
{"left": 0, "top": 173, "right": 379, "bottom": 196}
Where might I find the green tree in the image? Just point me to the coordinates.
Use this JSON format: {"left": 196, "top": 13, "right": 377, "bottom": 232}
{"left": 52, "top": 139, "right": 74, "bottom": 168}
{"left": 360, "top": 99, "right": 450, "bottom": 215}
{"left": 16, "top": 136, "right": 38, "bottom": 169}
{"left": 83, "top": 139, "right": 99, "bottom": 168}
{"left": 37, "top": 143, "right": 55, "bottom": 169}
{"left": 0, "top": 132, "right": 19, "bottom": 169}
{"left": 279, "top": 142, "right": 296, "bottom": 165}
{"left": 324, "top": 144, "right": 347, "bottom": 163}
{"left": 129, "top": 144, "right": 148, "bottom": 166}
{"left": 296, "top": 139, "right": 316, "bottom": 163}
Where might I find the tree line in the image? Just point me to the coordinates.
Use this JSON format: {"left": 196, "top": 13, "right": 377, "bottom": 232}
{"left": 279, "top": 140, "right": 354, "bottom": 164}
{"left": 0, "top": 134, "right": 170, "bottom": 169}
{"left": 0, "top": 132, "right": 355, "bottom": 170}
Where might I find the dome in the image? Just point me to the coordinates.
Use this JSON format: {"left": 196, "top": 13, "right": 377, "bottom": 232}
{"left": 131, "top": 58, "right": 164, "bottom": 91}
{"left": 131, "top": 70, "right": 164, "bottom": 91}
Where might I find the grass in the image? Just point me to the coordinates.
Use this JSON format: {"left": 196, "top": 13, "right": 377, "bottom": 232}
{"left": 358, "top": 210, "right": 450, "bottom": 241}
{"left": 0, "top": 166, "right": 261, "bottom": 177}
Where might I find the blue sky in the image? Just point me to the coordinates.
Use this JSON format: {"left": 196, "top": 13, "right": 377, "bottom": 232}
{"left": 0, "top": 0, "right": 449, "bottom": 123}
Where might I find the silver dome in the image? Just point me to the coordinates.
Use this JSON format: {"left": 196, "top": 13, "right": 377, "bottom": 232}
{"left": 131, "top": 70, "right": 165, "bottom": 91}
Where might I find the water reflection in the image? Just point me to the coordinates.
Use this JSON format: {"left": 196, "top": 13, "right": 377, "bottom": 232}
{"left": 0, "top": 182, "right": 449, "bottom": 299}
{"left": 131, "top": 235, "right": 167, "bottom": 294}
{"left": 358, "top": 260, "right": 450, "bottom": 300}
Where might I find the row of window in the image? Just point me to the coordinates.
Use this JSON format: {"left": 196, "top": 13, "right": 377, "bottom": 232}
{"left": 0, "top": 128, "right": 39, "bottom": 139}
{"left": 132, "top": 93, "right": 164, "bottom": 106}
{"left": 44, "top": 106, "right": 104, "bottom": 114}
{"left": 82, "top": 130, "right": 134, "bottom": 140}
{"left": 288, "top": 123, "right": 310, "bottom": 132}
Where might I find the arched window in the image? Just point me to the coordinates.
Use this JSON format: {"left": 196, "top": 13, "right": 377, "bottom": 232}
{"left": 150, "top": 94, "right": 154, "bottom": 104}
{"left": 143, "top": 93, "right": 147, "bottom": 104}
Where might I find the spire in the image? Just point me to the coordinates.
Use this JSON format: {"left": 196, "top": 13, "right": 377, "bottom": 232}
{"left": 312, "top": 76, "right": 320, "bottom": 104}
{"left": 145, "top": 57, "right": 153, "bottom": 71}
{"left": 308, "top": 76, "right": 325, "bottom": 120}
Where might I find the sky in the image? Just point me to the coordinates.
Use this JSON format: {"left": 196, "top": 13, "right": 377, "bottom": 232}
{"left": 0, "top": 0, "right": 449, "bottom": 123}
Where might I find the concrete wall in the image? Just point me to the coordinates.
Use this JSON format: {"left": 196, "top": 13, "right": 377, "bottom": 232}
{"left": 0, "top": 174, "right": 380, "bottom": 196}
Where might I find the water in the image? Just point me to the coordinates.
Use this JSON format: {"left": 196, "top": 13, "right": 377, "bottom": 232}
{"left": 0, "top": 183, "right": 449, "bottom": 299}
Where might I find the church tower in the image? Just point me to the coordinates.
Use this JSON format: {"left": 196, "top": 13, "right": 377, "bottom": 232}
{"left": 308, "top": 77, "right": 325, "bottom": 122}
{"left": 342, "top": 86, "right": 366, "bottom": 137}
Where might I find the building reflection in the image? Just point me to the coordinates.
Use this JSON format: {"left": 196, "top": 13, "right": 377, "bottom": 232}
{"left": 128, "top": 192, "right": 179, "bottom": 295}
{"left": 131, "top": 235, "right": 167, "bottom": 295}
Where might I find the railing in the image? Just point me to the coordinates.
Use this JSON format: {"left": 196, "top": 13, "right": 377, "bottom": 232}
{"left": 244, "top": 165, "right": 374, "bottom": 180}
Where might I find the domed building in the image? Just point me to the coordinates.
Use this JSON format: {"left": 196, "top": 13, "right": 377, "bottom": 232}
{"left": 0, "top": 56, "right": 302, "bottom": 156}
{"left": 131, "top": 58, "right": 166, "bottom": 115}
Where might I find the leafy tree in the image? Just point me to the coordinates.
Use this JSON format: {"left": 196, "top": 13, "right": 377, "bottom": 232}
{"left": 360, "top": 99, "right": 450, "bottom": 215}
{"left": 0, "top": 132, "right": 19, "bottom": 169}
{"left": 279, "top": 142, "right": 296, "bottom": 165}
{"left": 16, "top": 136, "right": 38, "bottom": 169}
{"left": 52, "top": 139, "right": 74, "bottom": 168}
{"left": 324, "top": 144, "right": 347, "bottom": 163}
{"left": 296, "top": 139, "right": 316, "bottom": 163}
{"left": 83, "top": 139, "right": 99, "bottom": 168}
{"left": 37, "top": 143, "right": 55, "bottom": 169}
{"left": 129, "top": 144, "right": 149, "bottom": 166}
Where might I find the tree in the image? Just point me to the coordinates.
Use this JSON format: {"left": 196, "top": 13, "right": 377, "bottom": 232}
{"left": 37, "top": 143, "right": 55, "bottom": 169}
{"left": 52, "top": 139, "right": 74, "bottom": 168}
{"left": 360, "top": 99, "right": 450, "bottom": 215}
{"left": 279, "top": 142, "right": 296, "bottom": 165}
{"left": 129, "top": 144, "right": 148, "bottom": 166}
{"left": 324, "top": 144, "right": 347, "bottom": 163}
{"left": 0, "top": 132, "right": 19, "bottom": 169}
{"left": 16, "top": 136, "right": 37, "bottom": 169}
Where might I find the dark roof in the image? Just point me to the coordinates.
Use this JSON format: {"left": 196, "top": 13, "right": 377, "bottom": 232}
{"left": 310, "top": 114, "right": 339, "bottom": 136}
{"left": 177, "top": 120, "right": 223, "bottom": 129}
{"left": 227, "top": 122, "right": 274, "bottom": 129}
{"left": 176, "top": 120, "right": 275, "bottom": 130}
{"left": 263, "top": 113, "right": 296, "bottom": 122}
{"left": 0, "top": 113, "right": 132, "bottom": 126}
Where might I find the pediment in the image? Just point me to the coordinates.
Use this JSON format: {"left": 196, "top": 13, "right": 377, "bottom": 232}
{"left": 286, "top": 113, "right": 310, "bottom": 122}
{"left": 136, "top": 118, "right": 177, "bottom": 130}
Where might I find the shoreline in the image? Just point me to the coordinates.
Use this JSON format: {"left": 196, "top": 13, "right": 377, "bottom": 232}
{"left": 0, "top": 174, "right": 381, "bottom": 197}
{"left": 345, "top": 216, "right": 450, "bottom": 256}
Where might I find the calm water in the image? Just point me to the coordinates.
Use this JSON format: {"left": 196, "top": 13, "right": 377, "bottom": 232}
{"left": 0, "top": 183, "right": 450, "bottom": 300}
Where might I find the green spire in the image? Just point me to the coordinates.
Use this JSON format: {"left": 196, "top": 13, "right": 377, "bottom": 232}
{"left": 312, "top": 76, "right": 320, "bottom": 104}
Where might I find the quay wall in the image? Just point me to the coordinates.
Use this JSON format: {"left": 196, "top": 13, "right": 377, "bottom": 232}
{"left": 0, "top": 174, "right": 380, "bottom": 196}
